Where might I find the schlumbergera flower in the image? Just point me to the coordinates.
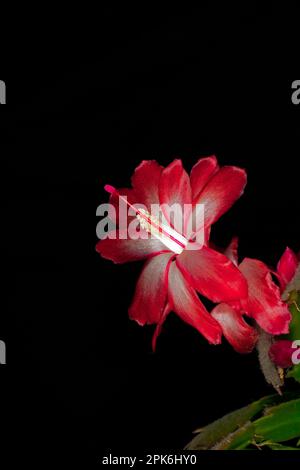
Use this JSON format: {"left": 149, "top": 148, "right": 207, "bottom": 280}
{"left": 276, "top": 247, "right": 299, "bottom": 294}
{"left": 211, "top": 239, "right": 293, "bottom": 354}
{"left": 268, "top": 247, "right": 300, "bottom": 368}
{"left": 96, "top": 157, "right": 248, "bottom": 349}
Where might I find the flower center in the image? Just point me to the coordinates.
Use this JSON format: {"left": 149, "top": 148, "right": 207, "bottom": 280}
{"left": 136, "top": 208, "right": 188, "bottom": 254}
{"left": 104, "top": 184, "right": 188, "bottom": 254}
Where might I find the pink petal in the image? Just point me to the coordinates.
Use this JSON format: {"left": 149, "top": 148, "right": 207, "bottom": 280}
{"left": 159, "top": 159, "right": 192, "bottom": 235}
{"left": 191, "top": 166, "right": 247, "bottom": 233}
{"left": 204, "top": 226, "right": 211, "bottom": 245}
{"left": 224, "top": 237, "right": 239, "bottom": 266}
{"left": 211, "top": 303, "right": 258, "bottom": 353}
{"left": 190, "top": 155, "right": 219, "bottom": 200}
{"left": 168, "top": 261, "right": 222, "bottom": 344}
{"left": 176, "top": 245, "right": 248, "bottom": 303}
{"left": 269, "top": 340, "right": 294, "bottom": 368}
{"left": 277, "top": 247, "right": 299, "bottom": 292}
{"left": 152, "top": 303, "right": 171, "bottom": 351}
{"left": 129, "top": 253, "right": 174, "bottom": 326}
{"left": 239, "top": 258, "right": 292, "bottom": 335}
{"left": 96, "top": 229, "right": 168, "bottom": 264}
{"left": 131, "top": 160, "right": 163, "bottom": 210}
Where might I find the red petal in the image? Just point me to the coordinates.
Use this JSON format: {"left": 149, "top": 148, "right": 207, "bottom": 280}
{"left": 131, "top": 160, "right": 163, "bottom": 210}
{"left": 224, "top": 237, "right": 239, "bottom": 266}
{"left": 152, "top": 303, "right": 171, "bottom": 352}
{"left": 159, "top": 159, "right": 192, "bottom": 234}
{"left": 239, "top": 258, "right": 292, "bottom": 335}
{"left": 176, "top": 245, "right": 248, "bottom": 303}
{"left": 211, "top": 303, "right": 258, "bottom": 353}
{"left": 168, "top": 261, "right": 222, "bottom": 344}
{"left": 277, "top": 247, "right": 299, "bottom": 292}
{"left": 190, "top": 155, "right": 219, "bottom": 200}
{"left": 96, "top": 229, "right": 168, "bottom": 263}
{"left": 129, "top": 253, "right": 174, "bottom": 326}
{"left": 269, "top": 340, "right": 294, "bottom": 368}
{"left": 191, "top": 166, "right": 247, "bottom": 233}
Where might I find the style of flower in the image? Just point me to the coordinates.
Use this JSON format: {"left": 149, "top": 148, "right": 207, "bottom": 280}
{"left": 96, "top": 157, "right": 248, "bottom": 349}
{"left": 210, "top": 240, "right": 293, "bottom": 354}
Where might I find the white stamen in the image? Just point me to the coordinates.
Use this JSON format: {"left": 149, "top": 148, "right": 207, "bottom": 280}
{"left": 137, "top": 209, "right": 188, "bottom": 254}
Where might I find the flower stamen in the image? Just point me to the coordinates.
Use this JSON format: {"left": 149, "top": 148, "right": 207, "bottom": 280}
{"left": 104, "top": 184, "right": 188, "bottom": 254}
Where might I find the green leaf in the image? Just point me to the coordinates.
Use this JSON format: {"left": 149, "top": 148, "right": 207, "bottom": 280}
{"left": 185, "top": 395, "right": 284, "bottom": 450}
{"left": 185, "top": 393, "right": 300, "bottom": 450}
{"left": 254, "top": 398, "right": 300, "bottom": 443}
{"left": 267, "top": 443, "right": 300, "bottom": 450}
{"left": 224, "top": 423, "right": 256, "bottom": 450}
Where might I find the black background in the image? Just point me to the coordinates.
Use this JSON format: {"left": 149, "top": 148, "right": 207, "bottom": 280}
{"left": 1, "top": 4, "right": 300, "bottom": 466}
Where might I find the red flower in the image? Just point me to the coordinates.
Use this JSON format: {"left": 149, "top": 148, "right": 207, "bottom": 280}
{"left": 211, "top": 239, "right": 292, "bottom": 354}
{"left": 269, "top": 340, "right": 294, "bottom": 368}
{"left": 96, "top": 157, "right": 248, "bottom": 349}
{"left": 276, "top": 247, "right": 299, "bottom": 293}
{"left": 268, "top": 247, "right": 299, "bottom": 368}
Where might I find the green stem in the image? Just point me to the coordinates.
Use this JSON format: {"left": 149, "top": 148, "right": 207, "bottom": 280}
{"left": 256, "top": 327, "right": 283, "bottom": 394}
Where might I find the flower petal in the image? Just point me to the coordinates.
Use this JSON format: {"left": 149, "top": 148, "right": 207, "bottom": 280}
{"left": 211, "top": 303, "right": 258, "bottom": 353}
{"left": 131, "top": 160, "right": 163, "bottom": 210}
{"left": 191, "top": 166, "right": 247, "bottom": 233}
{"left": 159, "top": 159, "right": 192, "bottom": 235}
{"left": 176, "top": 245, "right": 248, "bottom": 303}
{"left": 239, "top": 258, "right": 292, "bottom": 335}
{"left": 224, "top": 236, "right": 239, "bottom": 266}
{"left": 277, "top": 247, "right": 299, "bottom": 292}
{"left": 190, "top": 155, "right": 219, "bottom": 200}
{"left": 168, "top": 261, "right": 222, "bottom": 344}
{"left": 152, "top": 303, "right": 171, "bottom": 352}
{"left": 269, "top": 340, "right": 294, "bottom": 368}
{"left": 129, "top": 252, "right": 174, "bottom": 327}
{"left": 96, "top": 229, "right": 168, "bottom": 264}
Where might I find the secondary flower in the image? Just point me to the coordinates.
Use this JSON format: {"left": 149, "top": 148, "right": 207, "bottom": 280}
{"left": 269, "top": 340, "right": 295, "bottom": 368}
{"left": 211, "top": 239, "right": 292, "bottom": 354}
{"left": 276, "top": 246, "right": 299, "bottom": 294}
{"left": 268, "top": 247, "right": 299, "bottom": 368}
{"left": 96, "top": 157, "right": 248, "bottom": 349}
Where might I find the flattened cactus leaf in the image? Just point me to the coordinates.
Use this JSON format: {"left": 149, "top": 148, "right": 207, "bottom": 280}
{"left": 254, "top": 398, "right": 300, "bottom": 443}
{"left": 185, "top": 395, "right": 280, "bottom": 450}
{"left": 267, "top": 443, "right": 300, "bottom": 450}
